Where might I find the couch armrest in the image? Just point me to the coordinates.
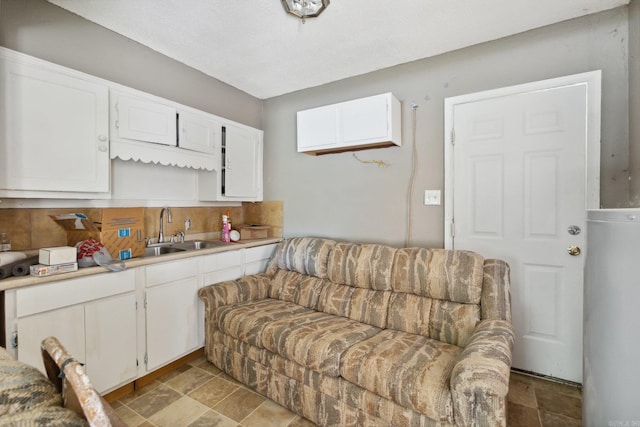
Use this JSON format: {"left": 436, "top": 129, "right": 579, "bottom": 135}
{"left": 450, "top": 319, "right": 514, "bottom": 427}
{"left": 198, "top": 273, "right": 272, "bottom": 315}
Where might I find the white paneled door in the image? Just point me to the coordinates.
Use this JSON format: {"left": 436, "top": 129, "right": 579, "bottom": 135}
{"left": 444, "top": 72, "right": 601, "bottom": 383}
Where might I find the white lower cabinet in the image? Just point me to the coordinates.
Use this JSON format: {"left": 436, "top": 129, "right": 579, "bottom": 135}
{"left": 3, "top": 243, "right": 279, "bottom": 393}
{"left": 5, "top": 269, "right": 137, "bottom": 393}
{"left": 143, "top": 258, "right": 200, "bottom": 371}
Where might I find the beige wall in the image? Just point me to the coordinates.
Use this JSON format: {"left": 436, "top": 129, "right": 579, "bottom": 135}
{"left": 0, "top": 0, "right": 263, "bottom": 129}
{"left": 264, "top": 7, "right": 632, "bottom": 247}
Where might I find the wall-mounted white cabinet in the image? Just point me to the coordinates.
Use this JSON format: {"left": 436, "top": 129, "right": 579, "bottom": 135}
{"left": 197, "top": 123, "right": 263, "bottom": 202}
{"left": 110, "top": 90, "right": 219, "bottom": 171}
{"left": 297, "top": 92, "right": 401, "bottom": 155}
{"left": 0, "top": 48, "right": 110, "bottom": 198}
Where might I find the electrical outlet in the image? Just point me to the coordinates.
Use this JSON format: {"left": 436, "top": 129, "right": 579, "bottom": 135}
{"left": 424, "top": 190, "right": 441, "bottom": 206}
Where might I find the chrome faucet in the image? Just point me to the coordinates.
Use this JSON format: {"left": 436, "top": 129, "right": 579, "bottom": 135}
{"left": 158, "top": 207, "right": 172, "bottom": 243}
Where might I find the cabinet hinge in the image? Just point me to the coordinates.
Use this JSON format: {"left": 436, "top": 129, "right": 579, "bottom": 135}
{"left": 450, "top": 128, "right": 456, "bottom": 145}
{"left": 144, "top": 293, "right": 147, "bottom": 309}
{"left": 136, "top": 358, "right": 139, "bottom": 367}
{"left": 10, "top": 331, "right": 18, "bottom": 349}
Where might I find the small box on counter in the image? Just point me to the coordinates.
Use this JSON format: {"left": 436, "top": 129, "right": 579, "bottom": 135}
{"left": 39, "top": 246, "right": 77, "bottom": 265}
{"left": 30, "top": 262, "right": 78, "bottom": 277}
{"left": 236, "top": 225, "right": 270, "bottom": 240}
{"left": 50, "top": 208, "right": 145, "bottom": 260}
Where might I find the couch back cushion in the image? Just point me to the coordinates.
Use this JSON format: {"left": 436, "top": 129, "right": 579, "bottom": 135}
{"left": 388, "top": 248, "right": 484, "bottom": 347}
{"left": 392, "top": 248, "right": 484, "bottom": 303}
{"left": 269, "top": 269, "right": 327, "bottom": 310}
{"left": 327, "top": 243, "right": 397, "bottom": 291}
{"left": 267, "top": 237, "right": 336, "bottom": 279}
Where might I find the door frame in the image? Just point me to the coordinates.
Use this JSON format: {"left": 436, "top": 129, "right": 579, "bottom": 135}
{"left": 443, "top": 71, "right": 602, "bottom": 249}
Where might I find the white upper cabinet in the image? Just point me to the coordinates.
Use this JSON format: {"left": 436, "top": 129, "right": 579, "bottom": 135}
{"left": 224, "top": 124, "right": 263, "bottom": 199}
{"left": 0, "top": 49, "right": 110, "bottom": 196}
{"left": 297, "top": 92, "right": 402, "bottom": 155}
{"left": 197, "top": 123, "right": 263, "bottom": 202}
{"left": 178, "top": 110, "right": 220, "bottom": 154}
{"left": 113, "top": 92, "right": 177, "bottom": 146}
{"left": 110, "top": 90, "right": 218, "bottom": 171}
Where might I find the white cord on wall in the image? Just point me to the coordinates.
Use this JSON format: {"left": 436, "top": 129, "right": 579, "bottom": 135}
{"left": 406, "top": 102, "right": 419, "bottom": 247}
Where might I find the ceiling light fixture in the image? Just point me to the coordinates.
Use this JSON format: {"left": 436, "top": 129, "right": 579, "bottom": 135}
{"left": 281, "top": 0, "right": 330, "bottom": 23}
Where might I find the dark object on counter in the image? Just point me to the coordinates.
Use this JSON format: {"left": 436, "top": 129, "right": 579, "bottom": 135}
{"left": 0, "top": 255, "right": 39, "bottom": 280}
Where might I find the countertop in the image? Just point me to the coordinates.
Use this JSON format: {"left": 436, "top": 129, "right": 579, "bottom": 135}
{"left": 0, "top": 238, "right": 282, "bottom": 292}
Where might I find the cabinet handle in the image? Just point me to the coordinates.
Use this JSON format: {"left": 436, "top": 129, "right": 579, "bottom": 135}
{"left": 98, "top": 135, "right": 107, "bottom": 142}
{"left": 98, "top": 146, "right": 108, "bottom": 152}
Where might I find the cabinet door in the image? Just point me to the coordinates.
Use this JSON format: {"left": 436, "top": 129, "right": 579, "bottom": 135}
{"left": 0, "top": 58, "right": 109, "bottom": 192}
{"left": 341, "top": 95, "right": 389, "bottom": 145}
{"left": 114, "top": 92, "right": 177, "bottom": 146}
{"left": 85, "top": 293, "right": 137, "bottom": 393}
{"left": 223, "top": 124, "right": 262, "bottom": 199}
{"left": 244, "top": 244, "right": 278, "bottom": 276}
{"left": 178, "top": 111, "right": 220, "bottom": 154}
{"left": 297, "top": 104, "right": 339, "bottom": 151}
{"left": 17, "top": 305, "right": 86, "bottom": 373}
{"left": 145, "top": 278, "right": 200, "bottom": 371}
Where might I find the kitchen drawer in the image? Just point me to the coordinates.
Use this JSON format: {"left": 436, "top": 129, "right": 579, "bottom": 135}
{"left": 145, "top": 258, "right": 200, "bottom": 287}
{"left": 244, "top": 244, "right": 277, "bottom": 264}
{"left": 202, "top": 250, "right": 242, "bottom": 273}
{"left": 16, "top": 269, "right": 135, "bottom": 317}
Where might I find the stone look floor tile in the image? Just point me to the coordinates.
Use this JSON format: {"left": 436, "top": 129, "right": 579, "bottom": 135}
{"left": 536, "top": 389, "right": 582, "bottom": 420}
{"left": 188, "top": 376, "right": 240, "bottom": 408}
{"left": 213, "top": 387, "right": 266, "bottom": 422}
{"left": 508, "top": 401, "right": 542, "bottom": 427}
{"left": 114, "top": 403, "right": 145, "bottom": 427}
{"left": 127, "top": 383, "right": 183, "bottom": 419}
{"left": 242, "top": 399, "right": 298, "bottom": 427}
{"left": 508, "top": 375, "right": 538, "bottom": 408}
{"left": 116, "top": 363, "right": 583, "bottom": 427}
{"left": 187, "top": 409, "right": 239, "bottom": 427}
{"left": 164, "top": 366, "right": 214, "bottom": 394}
{"left": 148, "top": 395, "right": 209, "bottom": 427}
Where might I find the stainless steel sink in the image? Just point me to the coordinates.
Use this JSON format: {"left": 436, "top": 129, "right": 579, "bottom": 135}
{"left": 173, "top": 240, "right": 230, "bottom": 250}
{"left": 143, "top": 246, "right": 187, "bottom": 257}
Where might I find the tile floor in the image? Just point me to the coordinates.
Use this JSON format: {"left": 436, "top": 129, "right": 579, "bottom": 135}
{"left": 113, "top": 357, "right": 582, "bottom": 427}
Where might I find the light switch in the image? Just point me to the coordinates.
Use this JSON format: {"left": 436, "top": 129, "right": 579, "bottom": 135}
{"left": 424, "top": 190, "right": 441, "bottom": 206}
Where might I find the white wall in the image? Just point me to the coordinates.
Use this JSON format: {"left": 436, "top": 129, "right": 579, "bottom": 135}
{"left": 264, "top": 7, "right": 631, "bottom": 247}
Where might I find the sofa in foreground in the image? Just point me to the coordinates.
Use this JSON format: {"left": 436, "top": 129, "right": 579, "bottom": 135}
{"left": 199, "top": 237, "right": 514, "bottom": 426}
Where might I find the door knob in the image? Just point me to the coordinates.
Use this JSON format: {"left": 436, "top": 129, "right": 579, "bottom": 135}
{"left": 567, "top": 246, "right": 581, "bottom": 256}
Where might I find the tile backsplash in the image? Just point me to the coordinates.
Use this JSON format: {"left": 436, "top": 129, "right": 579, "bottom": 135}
{"left": 0, "top": 201, "right": 283, "bottom": 251}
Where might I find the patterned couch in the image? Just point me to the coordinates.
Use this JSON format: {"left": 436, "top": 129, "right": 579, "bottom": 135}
{"left": 199, "top": 237, "right": 514, "bottom": 426}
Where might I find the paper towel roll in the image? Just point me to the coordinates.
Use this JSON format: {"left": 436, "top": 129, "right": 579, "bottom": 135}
{"left": 0, "top": 251, "right": 27, "bottom": 267}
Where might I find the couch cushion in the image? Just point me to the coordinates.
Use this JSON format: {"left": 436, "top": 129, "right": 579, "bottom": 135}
{"left": 316, "top": 283, "right": 391, "bottom": 329}
{"left": 215, "top": 299, "right": 313, "bottom": 348}
{"left": 269, "top": 270, "right": 327, "bottom": 310}
{"left": 340, "top": 329, "right": 462, "bottom": 422}
{"left": 269, "top": 237, "right": 336, "bottom": 279}
{"left": 387, "top": 293, "right": 480, "bottom": 347}
{"left": 327, "top": 243, "right": 397, "bottom": 290}
{"left": 0, "top": 350, "right": 86, "bottom": 426}
{"left": 261, "top": 311, "right": 381, "bottom": 377}
{"left": 392, "top": 248, "right": 484, "bottom": 304}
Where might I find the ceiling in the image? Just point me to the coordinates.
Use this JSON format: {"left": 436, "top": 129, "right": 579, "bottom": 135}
{"left": 48, "top": 0, "right": 629, "bottom": 100}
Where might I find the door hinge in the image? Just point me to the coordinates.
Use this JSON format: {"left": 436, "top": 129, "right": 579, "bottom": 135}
{"left": 144, "top": 353, "right": 148, "bottom": 366}
{"left": 136, "top": 358, "right": 139, "bottom": 367}
{"left": 450, "top": 219, "right": 456, "bottom": 237}
{"left": 144, "top": 293, "right": 147, "bottom": 309}
{"left": 450, "top": 128, "right": 456, "bottom": 145}
{"left": 10, "top": 331, "right": 18, "bottom": 349}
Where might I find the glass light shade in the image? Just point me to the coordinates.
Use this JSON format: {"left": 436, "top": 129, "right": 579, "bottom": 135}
{"left": 281, "top": 0, "right": 329, "bottom": 19}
